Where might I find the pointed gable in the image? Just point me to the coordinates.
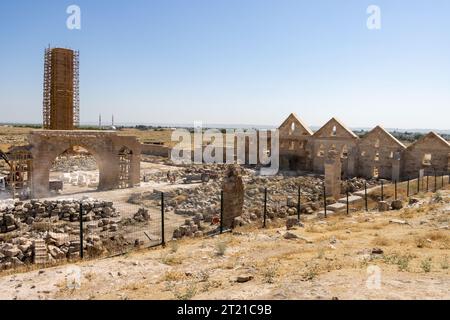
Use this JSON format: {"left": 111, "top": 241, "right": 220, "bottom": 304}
{"left": 362, "top": 126, "right": 406, "bottom": 149}
{"left": 313, "top": 117, "right": 358, "bottom": 139}
{"left": 279, "top": 113, "right": 313, "bottom": 136}
{"left": 407, "top": 131, "right": 450, "bottom": 150}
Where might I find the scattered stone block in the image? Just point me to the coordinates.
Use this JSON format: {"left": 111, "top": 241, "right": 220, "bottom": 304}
{"left": 391, "top": 200, "right": 403, "bottom": 210}
{"left": 378, "top": 201, "right": 390, "bottom": 212}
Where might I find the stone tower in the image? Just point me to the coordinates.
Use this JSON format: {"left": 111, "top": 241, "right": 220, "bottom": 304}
{"left": 43, "top": 47, "right": 79, "bottom": 130}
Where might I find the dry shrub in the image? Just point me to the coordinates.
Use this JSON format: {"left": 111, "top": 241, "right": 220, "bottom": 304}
{"left": 400, "top": 209, "right": 414, "bottom": 219}
{"left": 163, "top": 270, "right": 187, "bottom": 282}
{"left": 305, "top": 224, "right": 324, "bottom": 233}
{"left": 161, "top": 253, "right": 182, "bottom": 265}
{"left": 414, "top": 236, "right": 432, "bottom": 249}
{"left": 173, "top": 194, "right": 188, "bottom": 203}
{"left": 425, "top": 231, "right": 448, "bottom": 242}
{"left": 367, "top": 220, "right": 390, "bottom": 230}
{"left": 371, "top": 236, "right": 392, "bottom": 246}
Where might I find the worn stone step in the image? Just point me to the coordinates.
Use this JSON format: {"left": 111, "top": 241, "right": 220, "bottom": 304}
{"left": 338, "top": 195, "right": 363, "bottom": 204}
{"left": 354, "top": 186, "right": 380, "bottom": 197}
{"left": 326, "top": 202, "right": 346, "bottom": 212}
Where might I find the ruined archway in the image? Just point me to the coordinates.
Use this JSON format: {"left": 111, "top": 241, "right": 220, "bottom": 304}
{"left": 29, "top": 131, "right": 141, "bottom": 197}
{"left": 49, "top": 145, "right": 100, "bottom": 195}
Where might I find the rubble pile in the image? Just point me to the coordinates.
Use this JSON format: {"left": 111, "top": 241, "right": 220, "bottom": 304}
{"left": 0, "top": 198, "right": 135, "bottom": 270}
{"left": 59, "top": 172, "right": 99, "bottom": 188}
{"left": 344, "top": 177, "right": 378, "bottom": 193}
{"left": 132, "top": 170, "right": 383, "bottom": 233}
{"left": 0, "top": 199, "right": 120, "bottom": 234}
{"left": 172, "top": 215, "right": 206, "bottom": 239}
{"left": 0, "top": 231, "right": 131, "bottom": 270}
{"left": 133, "top": 208, "right": 150, "bottom": 222}
{"left": 141, "top": 170, "right": 169, "bottom": 183}
{"left": 51, "top": 155, "right": 98, "bottom": 172}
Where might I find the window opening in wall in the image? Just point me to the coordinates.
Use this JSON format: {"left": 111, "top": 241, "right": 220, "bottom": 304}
{"left": 331, "top": 125, "right": 337, "bottom": 136}
{"left": 373, "top": 167, "right": 379, "bottom": 178}
{"left": 317, "top": 144, "right": 325, "bottom": 157}
{"left": 375, "top": 139, "right": 380, "bottom": 148}
{"left": 289, "top": 141, "right": 295, "bottom": 150}
{"left": 422, "top": 153, "right": 432, "bottom": 166}
{"left": 374, "top": 152, "right": 380, "bottom": 161}
{"left": 341, "top": 145, "right": 348, "bottom": 158}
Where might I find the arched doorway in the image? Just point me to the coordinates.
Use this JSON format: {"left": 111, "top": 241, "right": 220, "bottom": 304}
{"left": 29, "top": 131, "right": 141, "bottom": 197}
{"left": 49, "top": 145, "right": 100, "bottom": 195}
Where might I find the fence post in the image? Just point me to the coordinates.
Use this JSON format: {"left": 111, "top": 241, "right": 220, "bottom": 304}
{"left": 263, "top": 188, "right": 267, "bottom": 228}
{"left": 381, "top": 180, "right": 384, "bottom": 201}
{"left": 426, "top": 175, "right": 429, "bottom": 192}
{"left": 394, "top": 180, "right": 397, "bottom": 201}
{"left": 297, "top": 185, "right": 301, "bottom": 221}
{"left": 161, "top": 192, "right": 165, "bottom": 246}
{"left": 434, "top": 174, "right": 437, "bottom": 192}
{"left": 220, "top": 190, "right": 224, "bottom": 234}
{"left": 407, "top": 179, "right": 410, "bottom": 197}
{"left": 364, "top": 181, "right": 368, "bottom": 212}
{"left": 79, "top": 202, "right": 84, "bottom": 259}
{"left": 346, "top": 182, "right": 349, "bottom": 215}
{"left": 323, "top": 184, "right": 327, "bottom": 218}
{"left": 441, "top": 174, "right": 444, "bottom": 189}
{"left": 417, "top": 173, "right": 420, "bottom": 194}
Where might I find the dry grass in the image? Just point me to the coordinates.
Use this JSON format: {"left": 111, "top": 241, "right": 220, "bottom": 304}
{"left": 163, "top": 270, "right": 187, "bottom": 282}
{"left": 160, "top": 253, "right": 182, "bottom": 265}
{"left": 371, "top": 235, "right": 392, "bottom": 246}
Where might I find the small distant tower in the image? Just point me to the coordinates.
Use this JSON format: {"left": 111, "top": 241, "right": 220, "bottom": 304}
{"left": 112, "top": 114, "right": 114, "bottom": 127}
{"left": 43, "top": 47, "right": 80, "bottom": 130}
{"left": 99, "top": 114, "right": 102, "bottom": 129}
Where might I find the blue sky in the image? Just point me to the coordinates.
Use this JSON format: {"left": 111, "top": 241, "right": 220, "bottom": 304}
{"left": 0, "top": 0, "right": 449, "bottom": 129}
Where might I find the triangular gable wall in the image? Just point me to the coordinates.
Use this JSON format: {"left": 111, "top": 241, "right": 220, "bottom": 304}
{"left": 279, "top": 113, "right": 313, "bottom": 136}
{"left": 361, "top": 126, "right": 406, "bottom": 149}
{"left": 313, "top": 117, "right": 358, "bottom": 139}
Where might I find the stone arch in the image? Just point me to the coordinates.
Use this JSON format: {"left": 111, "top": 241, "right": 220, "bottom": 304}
{"left": 29, "top": 131, "right": 141, "bottom": 197}
{"left": 31, "top": 141, "right": 114, "bottom": 196}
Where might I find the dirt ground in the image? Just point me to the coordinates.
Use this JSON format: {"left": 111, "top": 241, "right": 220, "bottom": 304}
{"left": 1, "top": 126, "right": 449, "bottom": 300}
{"left": 0, "top": 188, "right": 448, "bottom": 300}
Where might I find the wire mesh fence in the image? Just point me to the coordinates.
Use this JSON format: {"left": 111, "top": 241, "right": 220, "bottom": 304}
{"left": 0, "top": 172, "right": 449, "bottom": 271}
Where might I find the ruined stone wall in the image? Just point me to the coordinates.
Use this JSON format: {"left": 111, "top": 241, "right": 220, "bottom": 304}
{"left": 311, "top": 138, "right": 358, "bottom": 177}
{"left": 402, "top": 133, "right": 450, "bottom": 178}
{"left": 141, "top": 143, "right": 170, "bottom": 157}
{"left": 357, "top": 127, "right": 405, "bottom": 180}
{"left": 278, "top": 114, "right": 313, "bottom": 171}
{"left": 278, "top": 114, "right": 450, "bottom": 181}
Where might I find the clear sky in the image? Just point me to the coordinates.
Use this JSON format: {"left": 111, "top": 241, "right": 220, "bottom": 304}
{"left": 0, "top": 0, "right": 449, "bottom": 130}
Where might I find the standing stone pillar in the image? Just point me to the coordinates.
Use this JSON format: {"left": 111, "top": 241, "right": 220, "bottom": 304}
{"left": 391, "top": 151, "right": 401, "bottom": 182}
{"left": 222, "top": 165, "right": 244, "bottom": 228}
{"left": 324, "top": 149, "right": 341, "bottom": 200}
{"left": 346, "top": 147, "right": 356, "bottom": 177}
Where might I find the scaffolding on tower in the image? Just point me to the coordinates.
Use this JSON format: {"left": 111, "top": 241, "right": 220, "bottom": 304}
{"left": 73, "top": 50, "right": 80, "bottom": 128}
{"left": 42, "top": 47, "right": 52, "bottom": 129}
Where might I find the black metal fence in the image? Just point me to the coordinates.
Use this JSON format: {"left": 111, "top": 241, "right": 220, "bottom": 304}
{"left": 1, "top": 172, "right": 448, "bottom": 271}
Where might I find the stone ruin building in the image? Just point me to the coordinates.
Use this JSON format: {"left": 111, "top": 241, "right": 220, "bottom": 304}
{"left": 279, "top": 113, "right": 450, "bottom": 181}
